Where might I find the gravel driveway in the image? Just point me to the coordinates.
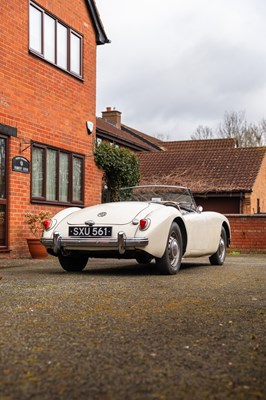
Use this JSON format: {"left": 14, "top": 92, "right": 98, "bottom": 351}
{"left": 0, "top": 254, "right": 265, "bottom": 400}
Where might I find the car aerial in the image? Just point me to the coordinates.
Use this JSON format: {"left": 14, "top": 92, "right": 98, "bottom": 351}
{"left": 41, "top": 185, "right": 231, "bottom": 275}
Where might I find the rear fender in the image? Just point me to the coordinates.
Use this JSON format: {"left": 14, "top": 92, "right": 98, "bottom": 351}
{"left": 42, "top": 207, "right": 81, "bottom": 239}
{"left": 136, "top": 207, "right": 182, "bottom": 258}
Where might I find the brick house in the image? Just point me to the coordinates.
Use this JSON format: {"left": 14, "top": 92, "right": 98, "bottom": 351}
{"left": 0, "top": 0, "right": 109, "bottom": 257}
{"left": 97, "top": 107, "right": 162, "bottom": 151}
{"left": 97, "top": 108, "right": 266, "bottom": 215}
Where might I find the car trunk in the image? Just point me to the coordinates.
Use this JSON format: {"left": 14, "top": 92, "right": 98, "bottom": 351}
{"left": 65, "top": 202, "right": 151, "bottom": 225}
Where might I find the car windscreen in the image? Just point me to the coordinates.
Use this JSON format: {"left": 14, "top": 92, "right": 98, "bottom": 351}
{"left": 119, "top": 186, "right": 196, "bottom": 210}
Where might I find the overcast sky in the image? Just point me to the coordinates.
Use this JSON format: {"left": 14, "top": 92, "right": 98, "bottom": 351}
{"left": 95, "top": 0, "right": 266, "bottom": 141}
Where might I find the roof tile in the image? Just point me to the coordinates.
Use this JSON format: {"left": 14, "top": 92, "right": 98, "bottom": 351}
{"left": 96, "top": 118, "right": 157, "bottom": 151}
{"left": 138, "top": 147, "right": 266, "bottom": 193}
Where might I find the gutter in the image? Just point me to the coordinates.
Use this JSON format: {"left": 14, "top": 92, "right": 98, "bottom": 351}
{"left": 85, "top": 0, "right": 110, "bottom": 45}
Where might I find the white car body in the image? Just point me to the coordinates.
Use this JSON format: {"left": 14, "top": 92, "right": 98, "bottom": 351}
{"left": 41, "top": 185, "right": 231, "bottom": 274}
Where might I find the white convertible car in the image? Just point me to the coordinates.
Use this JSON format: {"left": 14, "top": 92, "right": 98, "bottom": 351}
{"left": 41, "top": 185, "right": 231, "bottom": 274}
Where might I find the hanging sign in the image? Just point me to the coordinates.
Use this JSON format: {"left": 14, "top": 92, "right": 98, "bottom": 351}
{"left": 12, "top": 156, "right": 30, "bottom": 173}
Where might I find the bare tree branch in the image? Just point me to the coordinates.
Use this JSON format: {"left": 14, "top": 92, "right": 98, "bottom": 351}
{"left": 191, "top": 111, "right": 266, "bottom": 147}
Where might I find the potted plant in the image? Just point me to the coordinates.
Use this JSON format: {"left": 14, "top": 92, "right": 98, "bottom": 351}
{"left": 25, "top": 210, "right": 51, "bottom": 259}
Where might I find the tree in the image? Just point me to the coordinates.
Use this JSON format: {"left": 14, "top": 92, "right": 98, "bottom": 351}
{"left": 217, "top": 111, "right": 265, "bottom": 147}
{"left": 191, "top": 125, "right": 214, "bottom": 140}
{"left": 191, "top": 111, "right": 266, "bottom": 147}
{"left": 217, "top": 111, "right": 246, "bottom": 142}
{"left": 94, "top": 142, "right": 140, "bottom": 202}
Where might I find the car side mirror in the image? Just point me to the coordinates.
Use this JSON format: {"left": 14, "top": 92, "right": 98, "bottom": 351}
{"left": 196, "top": 205, "right": 203, "bottom": 213}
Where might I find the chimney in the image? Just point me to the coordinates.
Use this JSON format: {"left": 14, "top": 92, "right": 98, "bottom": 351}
{"left": 102, "top": 107, "right": 122, "bottom": 129}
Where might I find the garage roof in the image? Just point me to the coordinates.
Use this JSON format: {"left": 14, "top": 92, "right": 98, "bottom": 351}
{"left": 138, "top": 147, "right": 266, "bottom": 194}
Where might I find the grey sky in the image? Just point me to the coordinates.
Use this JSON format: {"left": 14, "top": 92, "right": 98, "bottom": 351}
{"left": 96, "top": 0, "right": 266, "bottom": 140}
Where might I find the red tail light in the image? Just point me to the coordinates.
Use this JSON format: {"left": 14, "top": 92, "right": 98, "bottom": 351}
{"left": 139, "top": 218, "right": 150, "bottom": 230}
{"left": 43, "top": 219, "right": 52, "bottom": 230}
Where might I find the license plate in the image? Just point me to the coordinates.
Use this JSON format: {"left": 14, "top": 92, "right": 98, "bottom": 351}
{"left": 69, "top": 226, "right": 112, "bottom": 237}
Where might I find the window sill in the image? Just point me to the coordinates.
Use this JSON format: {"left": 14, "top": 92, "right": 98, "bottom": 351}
{"left": 0, "top": 248, "right": 12, "bottom": 253}
{"left": 29, "top": 49, "right": 84, "bottom": 82}
{"left": 31, "top": 199, "right": 84, "bottom": 208}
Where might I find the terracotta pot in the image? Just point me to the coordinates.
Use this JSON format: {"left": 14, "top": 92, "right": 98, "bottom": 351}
{"left": 26, "top": 238, "right": 48, "bottom": 259}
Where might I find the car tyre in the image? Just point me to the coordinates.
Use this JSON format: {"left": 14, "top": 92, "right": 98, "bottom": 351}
{"left": 58, "top": 254, "right": 88, "bottom": 272}
{"left": 156, "top": 222, "right": 182, "bottom": 275}
{"left": 209, "top": 227, "right": 227, "bottom": 265}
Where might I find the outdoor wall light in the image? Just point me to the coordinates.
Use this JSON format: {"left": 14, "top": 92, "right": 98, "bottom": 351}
{"left": 86, "top": 121, "right": 94, "bottom": 134}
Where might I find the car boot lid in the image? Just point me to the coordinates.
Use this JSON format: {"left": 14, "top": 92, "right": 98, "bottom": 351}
{"left": 64, "top": 202, "right": 161, "bottom": 226}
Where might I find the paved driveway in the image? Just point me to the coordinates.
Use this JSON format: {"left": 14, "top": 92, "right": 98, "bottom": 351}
{"left": 0, "top": 254, "right": 265, "bottom": 400}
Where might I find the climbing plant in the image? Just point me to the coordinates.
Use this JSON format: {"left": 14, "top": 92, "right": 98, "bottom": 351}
{"left": 94, "top": 142, "right": 140, "bottom": 201}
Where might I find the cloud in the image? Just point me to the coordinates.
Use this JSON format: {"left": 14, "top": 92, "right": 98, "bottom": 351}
{"left": 96, "top": 0, "right": 266, "bottom": 140}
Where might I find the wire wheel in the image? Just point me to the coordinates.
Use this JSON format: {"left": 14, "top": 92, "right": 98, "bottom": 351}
{"left": 209, "top": 227, "right": 227, "bottom": 265}
{"left": 156, "top": 222, "right": 182, "bottom": 275}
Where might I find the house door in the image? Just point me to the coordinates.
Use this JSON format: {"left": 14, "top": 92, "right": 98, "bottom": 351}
{"left": 0, "top": 135, "right": 7, "bottom": 248}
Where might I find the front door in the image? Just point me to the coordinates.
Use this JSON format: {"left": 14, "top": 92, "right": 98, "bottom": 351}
{"left": 0, "top": 135, "right": 8, "bottom": 249}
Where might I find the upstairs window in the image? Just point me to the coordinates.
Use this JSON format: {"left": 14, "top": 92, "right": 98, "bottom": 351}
{"left": 29, "top": 1, "right": 82, "bottom": 78}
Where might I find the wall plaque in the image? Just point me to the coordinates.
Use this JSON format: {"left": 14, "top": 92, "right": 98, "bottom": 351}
{"left": 12, "top": 156, "right": 30, "bottom": 173}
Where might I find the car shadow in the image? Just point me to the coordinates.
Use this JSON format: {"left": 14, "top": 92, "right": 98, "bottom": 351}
{"left": 45, "top": 259, "right": 211, "bottom": 277}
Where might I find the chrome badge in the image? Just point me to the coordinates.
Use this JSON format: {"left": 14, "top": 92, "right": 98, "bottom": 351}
{"left": 85, "top": 220, "right": 95, "bottom": 226}
{"left": 97, "top": 212, "right": 107, "bottom": 217}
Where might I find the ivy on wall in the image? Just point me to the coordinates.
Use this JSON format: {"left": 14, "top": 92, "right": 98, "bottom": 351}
{"left": 94, "top": 142, "right": 140, "bottom": 201}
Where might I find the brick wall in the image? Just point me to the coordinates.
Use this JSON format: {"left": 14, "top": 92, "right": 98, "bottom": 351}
{"left": 0, "top": 0, "right": 103, "bottom": 258}
{"left": 226, "top": 215, "right": 266, "bottom": 253}
{"left": 251, "top": 155, "right": 266, "bottom": 213}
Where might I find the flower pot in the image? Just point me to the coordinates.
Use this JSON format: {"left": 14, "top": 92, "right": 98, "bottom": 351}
{"left": 26, "top": 238, "right": 48, "bottom": 259}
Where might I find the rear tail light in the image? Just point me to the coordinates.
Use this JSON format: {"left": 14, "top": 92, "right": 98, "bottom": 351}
{"left": 43, "top": 219, "right": 52, "bottom": 230}
{"left": 139, "top": 218, "right": 150, "bottom": 231}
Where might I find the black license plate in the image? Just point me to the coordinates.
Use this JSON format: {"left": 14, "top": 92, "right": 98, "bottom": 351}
{"left": 69, "top": 226, "right": 112, "bottom": 237}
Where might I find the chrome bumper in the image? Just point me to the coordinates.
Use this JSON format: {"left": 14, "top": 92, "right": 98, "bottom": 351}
{"left": 41, "top": 231, "right": 149, "bottom": 255}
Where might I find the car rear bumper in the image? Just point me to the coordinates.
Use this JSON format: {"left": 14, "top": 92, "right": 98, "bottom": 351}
{"left": 41, "top": 231, "right": 149, "bottom": 255}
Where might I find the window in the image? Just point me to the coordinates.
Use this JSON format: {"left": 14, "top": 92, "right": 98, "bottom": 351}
{"left": 29, "top": 1, "right": 82, "bottom": 78}
{"left": 31, "top": 144, "right": 84, "bottom": 205}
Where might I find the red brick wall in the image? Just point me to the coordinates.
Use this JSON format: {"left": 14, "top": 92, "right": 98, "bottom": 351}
{"left": 227, "top": 215, "right": 266, "bottom": 253}
{"left": 0, "top": 0, "right": 103, "bottom": 258}
{"left": 251, "top": 155, "right": 266, "bottom": 213}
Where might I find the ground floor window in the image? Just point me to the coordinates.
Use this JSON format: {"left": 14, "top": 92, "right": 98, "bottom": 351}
{"left": 31, "top": 143, "right": 84, "bottom": 205}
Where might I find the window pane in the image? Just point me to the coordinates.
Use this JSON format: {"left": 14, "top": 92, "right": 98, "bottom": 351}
{"left": 70, "top": 33, "right": 81, "bottom": 75}
{"left": 73, "top": 157, "right": 82, "bottom": 202}
{"left": 30, "top": 5, "right": 42, "bottom": 53}
{"left": 59, "top": 153, "right": 69, "bottom": 202}
{"left": 32, "top": 147, "right": 44, "bottom": 197}
{"left": 44, "top": 14, "right": 55, "bottom": 63}
{"left": 0, "top": 139, "right": 6, "bottom": 199}
{"left": 57, "top": 23, "right": 67, "bottom": 69}
{"left": 46, "top": 149, "right": 57, "bottom": 200}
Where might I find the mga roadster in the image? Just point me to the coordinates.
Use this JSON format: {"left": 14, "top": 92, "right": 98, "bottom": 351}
{"left": 41, "top": 185, "right": 231, "bottom": 274}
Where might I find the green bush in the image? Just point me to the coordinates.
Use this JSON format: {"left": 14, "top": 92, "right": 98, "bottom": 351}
{"left": 94, "top": 142, "right": 140, "bottom": 201}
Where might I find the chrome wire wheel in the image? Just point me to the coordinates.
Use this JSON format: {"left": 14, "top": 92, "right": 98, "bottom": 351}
{"left": 218, "top": 234, "right": 226, "bottom": 263}
{"left": 209, "top": 227, "right": 227, "bottom": 266}
{"left": 156, "top": 223, "right": 183, "bottom": 275}
{"left": 168, "top": 234, "right": 180, "bottom": 268}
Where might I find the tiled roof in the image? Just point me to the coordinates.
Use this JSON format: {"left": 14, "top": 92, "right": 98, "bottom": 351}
{"left": 121, "top": 124, "right": 164, "bottom": 150}
{"left": 161, "top": 138, "right": 237, "bottom": 152}
{"left": 96, "top": 118, "right": 161, "bottom": 151}
{"left": 138, "top": 147, "right": 266, "bottom": 193}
